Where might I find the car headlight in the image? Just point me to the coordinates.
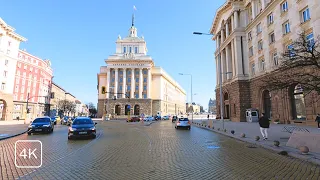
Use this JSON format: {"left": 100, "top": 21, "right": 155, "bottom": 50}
{"left": 90, "top": 127, "right": 96, "bottom": 131}
{"left": 28, "top": 125, "right": 35, "bottom": 128}
{"left": 69, "top": 127, "right": 77, "bottom": 131}
{"left": 43, "top": 124, "right": 50, "bottom": 127}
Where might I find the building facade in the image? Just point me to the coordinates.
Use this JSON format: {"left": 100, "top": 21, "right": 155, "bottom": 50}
{"left": 50, "top": 82, "right": 77, "bottom": 117}
{"left": 12, "top": 49, "right": 53, "bottom": 120}
{"left": 211, "top": 0, "right": 320, "bottom": 126}
{"left": 0, "top": 18, "right": 27, "bottom": 120}
{"left": 97, "top": 16, "right": 186, "bottom": 118}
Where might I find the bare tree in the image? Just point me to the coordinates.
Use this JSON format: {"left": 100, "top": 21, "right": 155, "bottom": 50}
{"left": 57, "top": 100, "right": 76, "bottom": 116}
{"left": 262, "top": 33, "right": 320, "bottom": 97}
{"left": 86, "top": 102, "right": 97, "bottom": 116}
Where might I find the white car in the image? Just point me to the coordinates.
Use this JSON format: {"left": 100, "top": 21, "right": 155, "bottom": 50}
{"left": 144, "top": 116, "right": 154, "bottom": 121}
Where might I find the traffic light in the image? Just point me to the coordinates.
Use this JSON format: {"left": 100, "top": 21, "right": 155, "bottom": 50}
{"left": 101, "top": 86, "right": 106, "bottom": 94}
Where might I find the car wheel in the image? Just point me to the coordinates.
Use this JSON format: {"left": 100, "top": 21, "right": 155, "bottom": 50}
{"left": 92, "top": 135, "right": 96, "bottom": 139}
{"left": 54, "top": 122, "right": 56, "bottom": 125}
{"left": 188, "top": 127, "right": 191, "bottom": 130}
{"left": 27, "top": 132, "right": 31, "bottom": 135}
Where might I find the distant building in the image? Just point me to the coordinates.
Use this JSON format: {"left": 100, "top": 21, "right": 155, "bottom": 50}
{"left": 208, "top": 98, "right": 216, "bottom": 114}
{"left": 186, "top": 103, "right": 201, "bottom": 114}
{"left": 97, "top": 15, "right": 186, "bottom": 118}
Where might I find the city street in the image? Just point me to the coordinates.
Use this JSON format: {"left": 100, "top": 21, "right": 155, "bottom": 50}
{"left": 1, "top": 120, "right": 320, "bottom": 180}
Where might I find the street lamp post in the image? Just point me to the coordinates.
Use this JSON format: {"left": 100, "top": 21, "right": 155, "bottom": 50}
{"left": 179, "top": 73, "right": 193, "bottom": 123}
{"left": 193, "top": 31, "right": 231, "bottom": 130}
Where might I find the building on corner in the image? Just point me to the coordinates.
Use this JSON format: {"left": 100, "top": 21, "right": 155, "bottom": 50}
{"left": 0, "top": 18, "right": 27, "bottom": 120}
{"left": 210, "top": 0, "right": 320, "bottom": 126}
{"left": 97, "top": 15, "right": 186, "bottom": 118}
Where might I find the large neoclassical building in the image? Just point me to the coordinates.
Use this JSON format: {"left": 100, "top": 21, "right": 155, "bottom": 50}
{"left": 211, "top": 0, "right": 320, "bottom": 126}
{"left": 97, "top": 16, "right": 186, "bottom": 118}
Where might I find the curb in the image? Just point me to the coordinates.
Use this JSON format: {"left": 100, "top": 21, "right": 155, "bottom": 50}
{"left": 192, "top": 123, "right": 320, "bottom": 166}
{"left": 0, "top": 130, "right": 27, "bottom": 141}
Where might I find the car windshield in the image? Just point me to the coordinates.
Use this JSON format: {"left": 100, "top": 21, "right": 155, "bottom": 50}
{"left": 33, "top": 118, "right": 51, "bottom": 123}
{"left": 72, "top": 118, "right": 93, "bottom": 125}
{"left": 179, "top": 118, "right": 189, "bottom": 121}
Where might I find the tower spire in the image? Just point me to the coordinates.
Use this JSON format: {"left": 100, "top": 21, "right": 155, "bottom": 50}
{"left": 132, "top": 13, "right": 135, "bottom": 27}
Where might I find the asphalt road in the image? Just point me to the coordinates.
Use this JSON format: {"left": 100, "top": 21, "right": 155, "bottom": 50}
{"left": 0, "top": 120, "right": 319, "bottom": 180}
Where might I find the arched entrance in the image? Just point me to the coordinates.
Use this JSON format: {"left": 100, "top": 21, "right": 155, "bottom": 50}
{"left": 125, "top": 105, "right": 130, "bottom": 115}
{"left": 224, "top": 93, "right": 230, "bottom": 119}
{"left": 0, "top": 100, "right": 7, "bottom": 120}
{"left": 115, "top": 105, "right": 121, "bottom": 115}
{"left": 262, "top": 90, "right": 272, "bottom": 119}
{"left": 290, "top": 84, "right": 306, "bottom": 120}
{"left": 134, "top": 105, "right": 140, "bottom": 116}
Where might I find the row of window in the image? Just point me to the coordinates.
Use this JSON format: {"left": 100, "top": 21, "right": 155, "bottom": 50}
{"left": 17, "top": 63, "right": 39, "bottom": 73}
{"left": 108, "top": 92, "right": 148, "bottom": 99}
{"left": 111, "top": 69, "right": 148, "bottom": 75}
{"left": 111, "top": 77, "right": 148, "bottom": 83}
{"left": 108, "top": 85, "right": 148, "bottom": 91}
{"left": 123, "top": 46, "right": 139, "bottom": 54}
{"left": 249, "top": 5, "right": 311, "bottom": 41}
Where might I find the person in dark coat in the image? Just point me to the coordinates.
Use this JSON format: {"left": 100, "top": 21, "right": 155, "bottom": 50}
{"left": 259, "top": 113, "right": 270, "bottom": 140}
{"left": 315, "top": 114, "right": 320, "bottom": 129}
{"left": 207, "top": 114, "right": 209, "bottom": 120}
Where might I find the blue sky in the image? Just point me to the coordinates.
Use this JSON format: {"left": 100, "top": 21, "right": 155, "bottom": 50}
{"left": 1, "top": 0, "right": 224, "bottom": 109}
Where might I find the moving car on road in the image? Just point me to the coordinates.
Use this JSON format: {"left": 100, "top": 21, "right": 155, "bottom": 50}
{"left": 61, "top": 116, "right": 69, "bottom": 125}
{"left": 175, "top": 117, "right": 191, "bottom": 130}
{"left": 68, "top": 117, "right": 97, "bottom": 140}
{"left": 172, "top": 115, "right": 178, "bottom": 123}
{"left": 28, "top": 117, "right": 54, "bottom": 135}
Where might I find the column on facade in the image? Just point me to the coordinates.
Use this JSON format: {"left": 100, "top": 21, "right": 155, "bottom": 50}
{"left": 234, "top": 11, "right": 239, "bottom": 29}
{"left": 251, "top": 0, "right": 257, "bottom": 19}
{"left": 225, "top": 44, "right": 232, "bottom": 80}
{"left": 106, "top": 68, "right": 111, "bottom": 99}
{"left": 130, "top": 68, "right": 135, "bottom": 98}
{"left": 225, "top": 22, "right": 229, "bottom": 37}
{"left": 261, "top": 0, "right": 266, "bottom": 10}
{"left": 216, "top": 55, "right": 220, "bottom": 85}
{"left": 231, "top": 15, "right": 234, "bottom": 32}
{"left": 231, "top": 40, "right": 237, "bottom": 78}
{"left": 139, "top": 68, "right": 143, "bottom": 98}
{"left": 147, "top": 68, "right": 151, "bottom": 98}
{"left": 122, "top": 68, "right": 126, "bottom": 98}
{"left": 216, "top": 35, "right": 220, "bottom": 48}
{"left": 114, "top": 68, "right": 118, "bottom": 98}
{"left": 234, "top": 36, "right": 244, "bottom": 77}
{"left": 221, "top": 29, "right": 225, "bottom": 43}
{"left": 221, "top": 49, "right": 227, "bottom": 82}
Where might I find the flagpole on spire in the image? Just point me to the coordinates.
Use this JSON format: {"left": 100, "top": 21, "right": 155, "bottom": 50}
{"left": 132, "top": 5, "right": 137, "bottom": 26}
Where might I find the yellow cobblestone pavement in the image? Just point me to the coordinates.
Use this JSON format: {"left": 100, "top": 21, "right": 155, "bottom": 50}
{"left": 0, "top": 120, "right": 319, "bottom": 180}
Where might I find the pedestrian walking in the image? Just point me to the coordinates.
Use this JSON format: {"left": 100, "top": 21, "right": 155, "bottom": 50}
{"left": 207, "top": 114, "right": 209, "bottom": 120}
{"left": 259, "top": 113, "right": 270, "bottom": 140}
{"left": 315, "top": 113, "right": 320, "bottom": 129}
{"left": 17, "top": 116, "right": 20, "bottom": 121}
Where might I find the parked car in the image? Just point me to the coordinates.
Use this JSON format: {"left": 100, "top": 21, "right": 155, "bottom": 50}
{"left": 144, "top": 116, "right": 154, "bottom": 121}
{"left": 175, "top": 117, "right": 191, "bottom": 130}
{"left": 162, "top": 115, "right": 170, "bottom": 120}
{"left": 127, "top": 116, "right": 141, "bottom": 122}
{"left": 61, "top": 116, "right": 69, "bottom": 125}
{"left": 68, "top": 117, "right": 97, "bottom": 140}
{"left": 28, "top": 117, "right": 54, "bottom": 135}
{"left": 172, "top": 115, "right": 178, "bottom": 123}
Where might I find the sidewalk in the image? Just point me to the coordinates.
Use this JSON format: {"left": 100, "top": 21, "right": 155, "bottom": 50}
{"left": 193, "top": 119, "right": 320, "bottom": 165}
{"left": 0, "top": 123, "right": 28, "bottom": 141}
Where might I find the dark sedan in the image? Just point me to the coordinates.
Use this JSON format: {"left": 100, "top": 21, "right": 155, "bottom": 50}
{"left": 28, "top": 117, "right": 54, "bottom": 135}
{"left": 127, "top": 116, "right": 141, "bottom": 122}
{"left": 68, "top": 117, "right": 97, "bottom": 140}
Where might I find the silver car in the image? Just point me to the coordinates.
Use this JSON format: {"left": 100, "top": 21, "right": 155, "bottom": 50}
{"left": 175, "top": 117, "right": 191, "bottom": 130}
